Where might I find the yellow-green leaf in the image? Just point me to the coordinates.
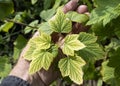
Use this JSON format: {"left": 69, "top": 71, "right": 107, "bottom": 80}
{"left": 49, "top": 8, "right": 72, "bottom": 33}
{"left": 59, "top": 55, "right": 86, "bottom": 85}
{"left": 29, "top": 50, "right": 54, "bottom": 74}
{"left": 23, "top": 45, "right": 36, "bottom": 61}
{"left": 31, "top": 0, "right": 38, "bottom": 5}
{"left": 62, "top": 34, "right": 86, "bottom": 56}
{"left": 29, "top": 32, "right": 51, "bottom": 49}
{"left": 101, "top": 60, "right": 115, "bottom": 84}
{"left": 0, "top": 22, "right": 14, "bottom": 32}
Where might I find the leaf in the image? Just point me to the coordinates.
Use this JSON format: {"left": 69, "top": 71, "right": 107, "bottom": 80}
{"left": 114, "top": 66, "right": 120, "bottom": 86}
{"left": 77, "top": 32, "right": 104, "bottom": 61}
{"left": 44, "top": 0, "right": 52, "bottom": 10}
{"left": 38, "top": 22, "right": 53, "bottom": 34}
{"left": 29, "top": 50, "right": 55, "bottom": 74}
{"left": 59, "top": 55, "right": 86, "bottom": 85}
{"left": 105, "top": 38, "right": 120, "bottom": 52}
{"left": 108, "top": 48, "right": 120, "bottom": 67}
{"left": 14, "top": 35, "right": 27, "bottom": 49}
{"left": 29, "top": 32, "right": 51, "bottom": 49}
{"left": 97, "top": 79, "right": 103, "bottom": 86}
{"left": 0, "top": 0, "right": 14, "bottom": 19}
{"left": 113, "top": 17, "right": 120, "bottom": 39}
{"left": 115, "top": 28, "right": 120, "bottom": 39}
{"left": 49, "top": 8, "right": 72, "bottom": 33}
{"left": 50, "top": 44, "right": 58, "bottom": 57}
{"left": 107, "top": 48, "right": 120, "bottom": 85}
{"left": 24, "top": 45, "right": 36, "bottom": 61}
{"left": 0, "top": 63, "right": 11, "bottom": 77}
{"left": 0, "top": 56, "right": 8, "bottom": 71}
{"left": 101, "top": 60, "right": 115, "bottom": 84}
{"left": 78, "top": 32, "right": 97, "bottom": 45}
{"left": 83, "top": 62, "right": 98, "bottom": 80}
{"left": 0, "top": 56, "right": 11, "bottom": 77}
{"left": 53, "top": 0, "right": 61, "bottom": 9}
{"left": 66, "top": 11, "right": 89, "bottom": 23}
{"left": 14, "top": 12, "right": 27, "bottom": 22}
{"left": 62, "top": 34, "right": 86, "bottom": 56}
{"left": 90, "top": 21, "right": 115, "bottom": 40}
{"left": 24, "top": 20, "right": 39, "bottom": 34}
{"left": 24, "top": 32, "right": 52, "bottom": 60}
{"left": 13, "top": 35, "right": 27, "bottom": 60}
{"left": 0, "top": 22, "right": 14, "bottom": 32}
{"left": 87, "top": 0, "right": 120, "bottom": 26}
{"left": 24, "top": 38, "right": 58, "bottom": 72}
{"left": 40, "top": 9, "right": 56, "bottom": 21}
{"left": 31, "top": 0, "right": 38, "bottom": 5}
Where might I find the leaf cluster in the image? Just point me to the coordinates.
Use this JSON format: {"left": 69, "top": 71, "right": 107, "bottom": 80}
{"left": 1, "top": 0, "right": 120, "bottom": 86}
{"left": 24, "top": 8, "right": 104, "bottom": 85}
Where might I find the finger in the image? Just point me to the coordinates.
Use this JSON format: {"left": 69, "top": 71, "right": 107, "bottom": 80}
{"left": 63, "top": 0, "right": 79, "bottom": 13}
{"left": 32, "top": 31, "right": 39, "bottom": 38}
{"left": 84, "top": 12, "right": 90, "bottom": 16}
{"left": 72, "top": 5, "right": 90, "bottom": 33}
{"left": 76, "top": 5, "right": 88, "bottom": 14}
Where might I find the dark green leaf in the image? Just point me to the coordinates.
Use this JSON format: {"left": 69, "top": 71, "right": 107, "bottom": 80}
{"left": 108, "top": 48, "right": 120, "bottom": 85}
{"left": 0, "top": 0, "right": 14, "bottom": 19}
{"left": 66, "top": 11, "right": 89, "bottom": 23}
{"left": 13, "top": 35, "right": 27, "bottom": 60}
{"left": 83, "top": 62, "right": 98, "bottom": 80}
{"left": 24, "top": 20, "right": 39, "bottom": 34}
{"left": 78, "top": 32, "right": 104, "bottom": 61}
{"left": 0, "top": 56, "right": 11, "bottom": 77}
{"left": 40, "top": 9, "right": 56, "bottom": 21}
{"left": 87, "top": 0, "right": 120, "bottom": 26}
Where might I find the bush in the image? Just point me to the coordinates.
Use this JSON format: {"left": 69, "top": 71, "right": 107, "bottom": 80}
{"left": 0, "top": 0, "right": 120, "bottom": 86}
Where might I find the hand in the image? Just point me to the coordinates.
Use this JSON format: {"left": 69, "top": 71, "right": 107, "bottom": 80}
{"left": 9, "top": 0, "right": 89, "bottom": 86}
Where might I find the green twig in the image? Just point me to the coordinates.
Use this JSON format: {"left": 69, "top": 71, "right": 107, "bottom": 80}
{"left": 4, "top": 18, "right": 39, "bottom": 29}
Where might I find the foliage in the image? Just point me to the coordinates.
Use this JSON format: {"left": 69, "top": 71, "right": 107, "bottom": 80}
{"left": 87, "top": 0, "right": 120, "bottom": 26}
{"left": 0, "top": 0, "right": 120, "bottom": 86}
{"left": 0, "top": 0, "right": 14, "bottom": 20}
{"left": 0, "top": 56, "right": 11, "bottom": 77}
{"left": 49, "top": 9, "right": 72, "bottom": 33}
{"left": 23, "top": 8, "right": 102, "bottom": 85}
{"left": 66, "top": 11, "right": 89, "bottom": 23}
{"left": 59, "top": 55, "right": 86, "bottom": 84}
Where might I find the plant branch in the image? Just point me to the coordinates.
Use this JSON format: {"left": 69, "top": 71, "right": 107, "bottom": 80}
{"left": 4, "top": 18, "right": 39, "bottom": 29}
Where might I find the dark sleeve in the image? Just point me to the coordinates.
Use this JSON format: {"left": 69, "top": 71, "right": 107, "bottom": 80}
{"left": 0, "top": 76, "right": 30, "bottom": 86}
